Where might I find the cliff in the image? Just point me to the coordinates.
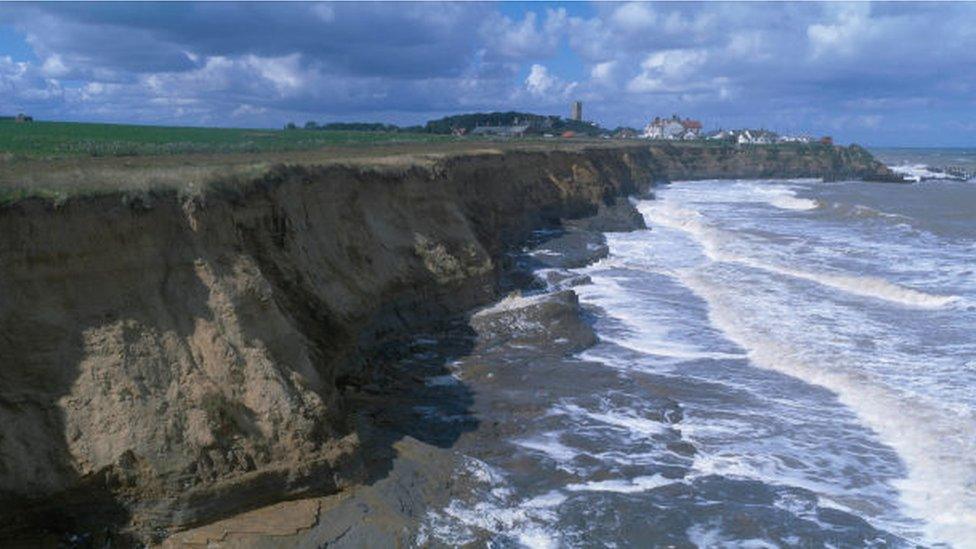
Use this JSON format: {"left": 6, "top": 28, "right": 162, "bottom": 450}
{"left": 0, "top": 143, "right": 897, "bottom": 542}
{"left": 640, "top": 142, "right": 899, "bottom": 182}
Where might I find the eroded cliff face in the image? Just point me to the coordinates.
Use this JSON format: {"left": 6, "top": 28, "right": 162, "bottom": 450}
{"left": 0, "top": 143, "right": 895, "bottom": 540}
{"left": 641, "top": 142, "right": 898, "bottom": 182}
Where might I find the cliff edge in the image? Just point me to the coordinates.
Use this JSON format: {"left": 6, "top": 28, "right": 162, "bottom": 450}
{"left": 0, "top": 143, "right": 898, "bottom": 542}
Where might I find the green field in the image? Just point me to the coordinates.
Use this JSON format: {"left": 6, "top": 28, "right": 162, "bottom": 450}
{"left": 0, "top": 119, "right": 456, "bottom": 159}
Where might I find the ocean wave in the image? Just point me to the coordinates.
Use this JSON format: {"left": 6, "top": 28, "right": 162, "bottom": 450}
{"left": 565, "top": 474, "right": 675, "bottom": 494}
{"left": 686, "top": 524, "right": 780, "bottom": 549}
{"left": 602, "top": 334, "right": 747, "bottom": 361}
{"left": 753, "top": 187, "right": 820, "bottom": 211}
{"left": 822, "top": 201, "right": 916, "bottom": 225}
{"left": 556, "top": 402, "right": 672, "bottom": 437}
{"left": 640, "top": 201, "right": 957, "bottom": 309}
{"left": 768, "top": 194, "right": 820, "bottom": 211}
{"left": 889, "top": 163, "right": 966, "bottom": 182}
{"left": 754, "top": 261, "right": 959, "bottom": 308}
{"left": 574, "top": 269, "right": 748, "bottom": 360}
{"left": 676, "top": 271, "right": 976, "bottom": 547}
{"left": 418, "top": 456, "right": 563, "bottom": 548}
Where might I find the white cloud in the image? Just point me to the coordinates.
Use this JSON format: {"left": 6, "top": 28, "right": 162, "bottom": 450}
{"left": 0, "top": 56, "right": 28, "bottom": 81}
{"left": 590, "top": 60, "right": 618, "bottom": 85}
{"left": 244, "top": 54, "right": 305, "bottom": 94}
{"left": 610, "top": 3, "right": 656, "bottom": 32}
{"left": 481, "top": 8, "right": 567, "bottom": 60}
{"left": 626, "top": 49, "right": 708, "bottom": 93}
{"left": 807, "top": 4, "right": 873, "bottom": 59}
{"left": 40, "top": 54, "right": 69, "bottom": 77}
{"left": 726, "top": 32, "right": 769, "bottom": 60}
{"left": 524, "top": 63, "right": 576, "bottom": 99}
{"left": 525, "top": 63, "right": 556, "bottom": 95}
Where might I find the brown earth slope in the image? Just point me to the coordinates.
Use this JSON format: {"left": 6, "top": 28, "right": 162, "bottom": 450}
{"left": 0, "top": 142, "right": 898, "bottom": 543}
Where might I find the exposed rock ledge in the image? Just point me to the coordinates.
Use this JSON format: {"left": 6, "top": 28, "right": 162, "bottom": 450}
{"left": 0, "top": 142, "right": 896, "bottom": 543}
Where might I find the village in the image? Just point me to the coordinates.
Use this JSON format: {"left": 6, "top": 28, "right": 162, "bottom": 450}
{"left": 9, "top": 101, "right": 830, "bottom": 146}
{"left": 638, "top": 113, "right": 827, "bottom": 145}
{"left": 452, "top": 101, "right": 829, "bottom": 145}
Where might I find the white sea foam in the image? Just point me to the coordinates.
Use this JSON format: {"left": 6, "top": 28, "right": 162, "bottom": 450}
{"left": 473, "top": 292, "right": 553, "bottom": 315}
{"left": 418, "top": 456, "right": 564, "bottom": 548}
{"left": 676, "top": 269, "right": 976, "bottom": 547}
{"left": 556, "top": 402, "right": 671, "bottom": 438}
{"left": 601, "top": 334, "right": 747, "bottom": 362}
{"left": 889, "top": 163, "right": 960, "bottom": 182}
{"left": 624, "top": 181, "right": 976, "bottom": 544}
{"left": 574, "top": 271, "right": 746, "bottom": 362}
{"left": 762, "top": 263, "right": 959, "bottom": 308}
{"left": 767, "top": 194, "right": 819, "bottom": 211}
{"left": 516, "top": 434, "right": 582, "bottom": 465}
{"left": 754, "top": 186, "right": 819, "bottom": 211}
{"left": 639, "top": 200, "right": 959, "bottom": 309}
{"left": 565, "top": 474, "right": 675, "bottom": 494}
{"left": 686, "top": 524, "right": 780, "bottom": 549}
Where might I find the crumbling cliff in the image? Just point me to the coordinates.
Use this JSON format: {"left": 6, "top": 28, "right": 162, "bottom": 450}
{"left": 0, "top": 143, "right": 898, "bottom": 542}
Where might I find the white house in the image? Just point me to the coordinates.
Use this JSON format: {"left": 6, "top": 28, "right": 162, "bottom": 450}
{"left": 643, "top": 115, "right": 702, "bottom": 140}
{"left": 776, "top": 134, "right": 813, "bottom": 144}
{"left": 735, "top": 129, "right": 778, "bottom": 145}
{"left": 642, "top": 118, "right": 669, "bottom": 139}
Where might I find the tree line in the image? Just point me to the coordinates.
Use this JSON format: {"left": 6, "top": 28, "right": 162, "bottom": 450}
{"left": 285, "top": 111, "right": 609, "bottom": 136}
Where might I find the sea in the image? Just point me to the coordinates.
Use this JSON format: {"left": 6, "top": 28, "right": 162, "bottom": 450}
{"left": 871, "top": 147, "right": 976, "bottom": 182}
{"left": 418, "top": 157, "right": 975, "bottom": 547}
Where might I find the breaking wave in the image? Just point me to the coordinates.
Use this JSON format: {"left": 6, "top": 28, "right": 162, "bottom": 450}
{"left": 754, "top": 187, "right": 820, "bottom": 211}
{"left": 889, "top": 163, "right": 967, "bottom": 183}
{"left": 641, "top": 201, "right": 958, "bottom": 309}
{"left": 821, "top": 201, "right": 916, "bottom": 225}
{"left": 675, "top": 270, "right": 976, "bottom": 547}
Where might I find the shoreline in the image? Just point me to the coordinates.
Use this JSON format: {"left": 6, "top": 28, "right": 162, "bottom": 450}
{"left": 160, "top": 195, "right": 651, "bottom": 547}
{"left": 161, "top": 183, "right": 910, "bottom": 547}
{"left": 0, "top": 142, "right": 900, "bottom": 544}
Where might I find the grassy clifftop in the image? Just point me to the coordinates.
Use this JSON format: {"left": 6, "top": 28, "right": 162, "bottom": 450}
{"left": 0, "top": 119, "right": 454, "bottom": 159}
{"left": 0, "top": 137, "right": 901, "bottom": 206}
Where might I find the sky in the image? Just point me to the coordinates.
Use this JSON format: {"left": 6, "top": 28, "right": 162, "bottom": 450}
{"left": 1, "top": 1, "right": 974, "bottom": 146}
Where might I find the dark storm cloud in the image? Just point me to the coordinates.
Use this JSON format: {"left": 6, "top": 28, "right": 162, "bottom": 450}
{"left": 1, "top": 2, "right": 974, "bottom": 145}
{"left": 1, "top": 2, "right": 490, "bottom": 78}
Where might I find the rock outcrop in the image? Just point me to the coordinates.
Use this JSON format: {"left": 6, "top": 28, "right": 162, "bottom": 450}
{"left": 0, "top": 142, "right": 896, "bottom": 542}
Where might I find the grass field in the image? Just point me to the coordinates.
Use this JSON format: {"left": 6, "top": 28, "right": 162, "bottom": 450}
{"left": 0, "top": 119, "right": 456, "bottom": 159}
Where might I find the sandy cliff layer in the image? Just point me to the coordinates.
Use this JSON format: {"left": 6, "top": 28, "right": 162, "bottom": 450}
{"left": 0, "top": 143, "right": 896, "bottom": 541}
